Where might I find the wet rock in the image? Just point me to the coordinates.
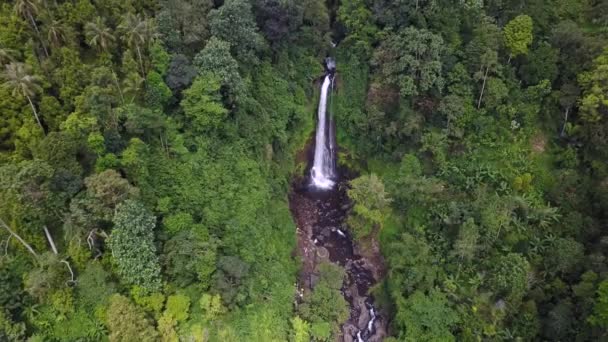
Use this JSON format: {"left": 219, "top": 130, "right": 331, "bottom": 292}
{"left": 316, "top": 247, "right": 329, "bottom": 259}
{"left": 342, "top": 323, "right": 358, "bottom": 342}
{"left": 355, "top": 298, "right": 370, "bottom": 330}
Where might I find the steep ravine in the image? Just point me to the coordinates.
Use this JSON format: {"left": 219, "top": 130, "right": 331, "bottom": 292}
{"left": 289, "top": 61, "right": 387, "bottom": 341}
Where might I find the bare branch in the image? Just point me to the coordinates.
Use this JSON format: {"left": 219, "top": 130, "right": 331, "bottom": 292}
{"left": 0, "top": 217, "right": 38, "bottom": 259}
{"left": 60, "top": 259, "right": 76, "bottom": 286}
{"left": 43, "top": 225, "right": 58, "bottom": 254}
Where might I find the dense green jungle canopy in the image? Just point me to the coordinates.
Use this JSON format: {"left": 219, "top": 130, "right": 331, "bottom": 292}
{"left": 0, "top": 0, "right": 607, "bottom": 341}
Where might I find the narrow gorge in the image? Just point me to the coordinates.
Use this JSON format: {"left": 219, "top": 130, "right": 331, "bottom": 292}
{"left": 290, "top": 59, "right": 387, "bottom": 342}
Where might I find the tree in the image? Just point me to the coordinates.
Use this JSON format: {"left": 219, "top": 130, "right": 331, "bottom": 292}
{"left": 199, "top": 293, "right": 224, "bottom": 323}
{"left": 2, "top": 62, "right": 44, "bottom": 132}
{"left": 439, "top": 94, "right": 466, "bottom": 137}
{"left": 157, "top": 0, "right": 213, "bottom": 54}
{"left": 386, "top": 233, "right": 438, "bottom": 296}
{"left": 347, "top": 174, "right": 392, "bottom": 238}
{"left": 337, "top": 0, "right": 378, "bottom": 56}
{"left": 518, "top": 42, "right": 558, "bottom": 86}
{"left": 13, "top": 0, "right": 48, "bottom": 57}
{"left": 372, "top": 27, "right": 444, "bottom": 97}
{"left": 253, "top": 0, "right": 303, "bottom": 46}
{"left": 0, "top": 48, "right": 16, "bottom": 66}
{"left": 162, "top": 230, "right": 217, "bottom": 288}
{"left": 578, "top": 48, "right": 608, "bottom": 123}
{"left": 475, "top": 49, "right": 499, "bottom": 109}
{"left": 451, "top": 218, "right": 479, "bottom": 262}
{"left": 299, "top": 263, "right": 348, "bottom": 334}
{"left": 488, "top": 253, "right": 530, "bottom": 303}
{"left": 193, "top": 37, "right": 245, "bottom": 103}
{"left": 106, "top": 294, "right": 159, "bottom": 342}
{"left": 165, "top": 54, "right": 197, "bottom": 92}
{"left": 396, "top": 289, "right": 459, "bottom": 341}
{"left": 181, "top": 74, "right": 228, "bottom": 132}
{"left": 82, "top": 169, "right": 137, "bottom": 221}
{"left": 144, "top": 71, "right": 171, "bottom": 108}
{"left": 213, "top": 256, "right": 250, "bottom": 307}
{"left": 45, "top": 19, "right": 67, "bottom": 49}
{"left": 291, "top": 316, "right": 310, "bottom": 342}
{"left": 164, "top": 294, "right": 190, "bottom": 322}
{"left": 544, "top": 238, "right": 584, "bottom": 275}
{"left": 85, "top": 17, "right": 115, "bottom": 53}
{"left": 108, "top": 200, "right": 162, "bottom": 293}
{"left": 208, "top": 0, "right": 265, "bottom": 61}
{"left": 503, "top": 15, "right": 534, "bottom": 62}
{"left": 119, "top": 14, "right": 158, "bottom": 76}
{"left": 589, "top": 280, "right": 608, "bottom": 328}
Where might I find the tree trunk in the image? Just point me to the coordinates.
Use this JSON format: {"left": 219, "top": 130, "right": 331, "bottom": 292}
{"left": 26, "top": 95, "right": 45, "bottom": 134}
{"left": 477, "top": 66, "right": 489, "bottom": 109}
{"left": 560, "top": 107, "right": 570, "bottom": 137}
{"left": 136, "top": 45, "right": 146, "bottom": 77}
{"left": 112, "top": 69, "right": 125, "bottom": 104}
{"left": 43, "top": 226, "right": 58, "bottom": 254}
{"left": 28, "top": 13, "right": 49, "bottom": 58}
{"left": 0, "top": 218, "right": 38, "bottom": 258}
{"left": 507, "top": 55, "right": 512, "bottom": 64}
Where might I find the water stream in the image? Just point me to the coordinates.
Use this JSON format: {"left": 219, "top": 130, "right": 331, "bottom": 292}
{"left": 290, "top": 59, "right": 385, "bottom": 341}
{"left": 310, "top": 72, "right": 336, "bottom": 189}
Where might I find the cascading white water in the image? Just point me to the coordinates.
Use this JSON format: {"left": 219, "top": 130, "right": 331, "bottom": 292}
{"left": 310, "top": 74, "right": 336, "bottom": 189}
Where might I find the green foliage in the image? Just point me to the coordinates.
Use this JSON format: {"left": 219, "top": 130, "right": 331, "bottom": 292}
{"left": 578, "top": 48, "right": 608, "bottom": 123}
{"left": 163, "top": 229, "right": 216, "bottom": 288}
{"left": 451, "top": 218, "right": 480, "bottom": 262}
{"left": 0, "top": 0, "right": 606, "bottom": 340}
{"left": 194, "top": 37, "right": 245, "bottom": 103}
{"left": 299, "top": 263, "right": 348, "bottom": 337}
{"left": 76, "top": 261, "right": 116, "bottom": 309}
{"left": 589, "top": 280, "right": 608, "bottom": 328}
{"left": 199, "top": 293, "right": 224, "bottom": 323}
{"left": 213, "top": 255, "right": 250, "bottom": 308}
{"left": 290, "top": 316, "right": 310, "bottom": 342}
{"left": 396, "top": 289, "right": 459, "bottom": 341}
{"left": 106, "top": 294, "right": 159, "bottom": 342}
{"left": 108, "top": 200, "right": 162, "bottom": 293}
{"left": 0, "top": 309, "right": 25, "bottom": 342}
{"left": 337, "top": 0, "right": 378, "bottom": 56}
{"left": 513, "top": 172, "right": 533, "bottom": 192}
{"left": 208, "top": 0, "right": 265, "bottom": 61}
{"left": 309, "top": 321, "right": 331, "bottom": 341}
{"left": 181, "top": 74, "right": 227, "bottom": 132}
{"left": 24, "top": 253, "right": 68, "bottom": 302}
{"left": 488, "top": 253, "right": 530, "bottom": 303}
{"left": 347, "top": 173, "right": 391, "bottom": 238}
{"left": 503, "top": 15, "right": 534, "bottom": 58}
{"left": 144, "top": 71, "right": 172, "bottom": 109}
{"left": 372, "top": 27, "right": 444, "bottom": 97}
{"left": 165, "top": 294, "right": 190, "bottom": 322}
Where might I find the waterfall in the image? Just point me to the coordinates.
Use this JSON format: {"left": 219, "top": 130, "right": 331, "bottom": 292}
{"left": 310, "top": 73, "right": 336, "bottom": 189}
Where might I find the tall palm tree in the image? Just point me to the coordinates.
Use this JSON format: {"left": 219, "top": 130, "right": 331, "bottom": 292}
{"left": 85, "top": 17, "right": 115, "bottom": 53}
{"left": 0, "top": 48, "right": 17, "bottom": 66}
{"left": 14, "top": 0, "right": 49, "bottom": 58}
{"left": 122, "top": 71, "right": 144, "bottom": 102}
{"left": 118, "top": 13, "right": 156, "bottom": 76}
{"left": 45, "top": 19, "right": 66, "bottom": 49}
{"left": 2, "top": 62, "right": 44, "bottom": 132}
